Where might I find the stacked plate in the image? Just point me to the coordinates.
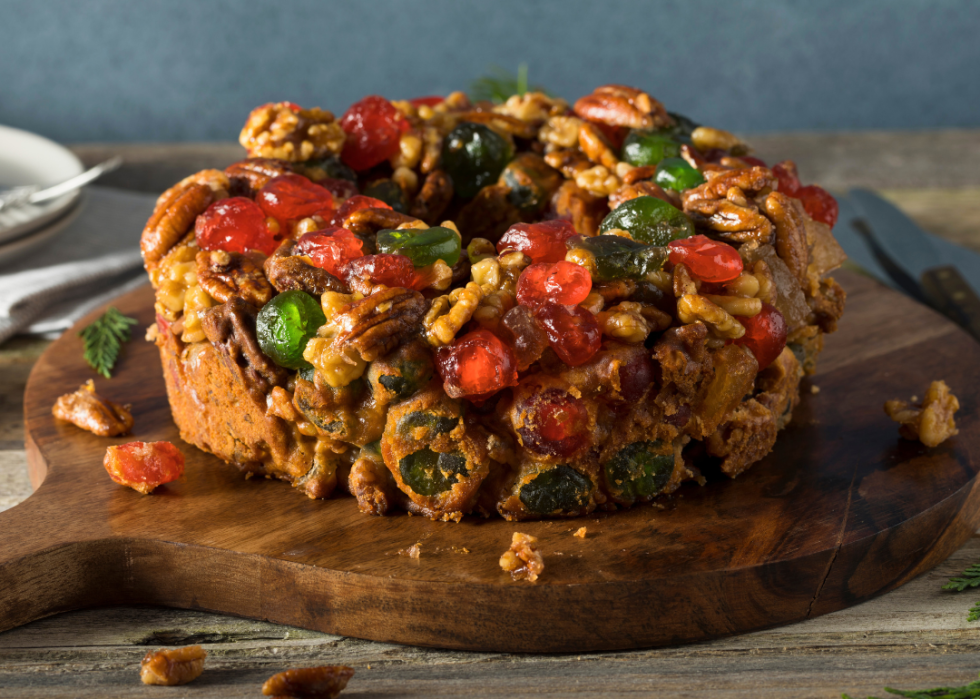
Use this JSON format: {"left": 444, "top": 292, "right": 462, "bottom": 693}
{"left": 0, "top": 125, "right": 85, "bottom": 267}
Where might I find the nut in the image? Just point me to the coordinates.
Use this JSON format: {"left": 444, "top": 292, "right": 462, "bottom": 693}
{"left": 677, "top": 294, "right": 745, "bottom": 339}
{"left": 763, "top": 191, "right": 811, "bottom": 285}
{"left": 573, "top": 84, "right": 670, "bottom": 130}
{"left": 499, "top": 532, "right": 544, "bottom": 582}
{"left": 196, "top": 250, "right": 274, "bottom": 307}
{"left": 141, "top": 170, "right": 228, "bottom": 270}
{"left": 261, "top": 666, "right": 355, "bottom": 699}
{"left": 578, "top": 122, "right": 619, "bottom": 170}
{"left": 140, "top": 645, "right": 206, "bottom": 686}
{"left": 575, "top": 165, "right": 621, "bottom": 197}
{"left": 701, "top": 294, "right": 763, "bottom": 317}
{"left": 539, "top": 115, "right": 583, "bottom": 149}
{"left": 496, "top": 91, "right": 568, "bottom": 123}
{"left": 597, "top": 302, "right": 651, "bottom": 343}
{"left": 239, "top": 102, "right": 345, "bottom": 161}
{"left": 327, "top": 286, "right": 428, "bottom": 362}
{"left": 52, "top": 380, "right": 133, "bottom": 437}
{"left": 424, "top": 281, "right": 483, "bottom": 347}
{"left": 884, "top": 380, "right": 960, "bottom": 448}
{"left": 691, "top": 126, "right": 748, "bottom": 154}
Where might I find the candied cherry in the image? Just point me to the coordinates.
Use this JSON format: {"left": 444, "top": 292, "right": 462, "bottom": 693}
{"left": 517, "top": 261, "right": 592, "bottom": 308}
{"left": 668, "top": 234, "right": 743, "bottom": 282}
{"left": 654, "top": 157, "right": 706, "bottom": 192}
{"left": 567, "top": 235, "right": 667, "bottom": 282}
{"left": 346, "top": 253, "right": 417, "bottom": 289}
{"left": 256, "top": 290, "right": 327, "bottom": 370}
{"left": 500, "top": 305, "right": 549, "bottom": 371}
{"left": 617, "top": 351, "right": 656, "bottom": 403}
{"left": 340, "top": 95, "right": 409, "bottom": 172}
{"left": 296, "top": 227, "right": 364, "bottom": 279}
{"left": 621, "top": 129, "right": 681, "bottom": 167}
{"left": 740, "top": 155, "right": 768, "bottom": 168}
{"left": 441, "top": 122, "right": 513, "bottom": 199}
{"left": 733, "top": 302, "right": 787, "bottom": 370}
{"left": 317, "top": 177, "right": 359, "bottom": 202}
{"left": 194, "top": 197, "right": 278, "bottom": 255}
{"left": 435, "top": 328, "right": 518, "bottom": 401}
{"left": 533, "top": 303, "right": 602, "bottom": 366}
{"left": 772, "top": 161, "right": 801, "bottom": 196}
{"left": 599, "top": 195, "right": 694, "bottom": 246}
{"left": 796, "top": 185, "right": 839, "bottom": 227}
{"left": 409, "top": 95, "right": 445, "bottom": 108}
{"left": 328, "top": 194, "right": 392, "bottom": 227}
{"left": 104, "top": 441, "right": 184, "bottom": 495}
{"left": 516, "top": 387, "right": 590, "bottom": 458}
{"left": 256, "top": 174, "right": 335, "bottom": 223}
{"left": 497, "top": 219, "right": 577, "bottom": 264}
{"left": 376, "top": 226, "right": 461, "bottom": 268}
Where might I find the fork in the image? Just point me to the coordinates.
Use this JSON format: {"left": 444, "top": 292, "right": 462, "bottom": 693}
{"left": 0, "top": 156, "right": 123, "bottom": 213}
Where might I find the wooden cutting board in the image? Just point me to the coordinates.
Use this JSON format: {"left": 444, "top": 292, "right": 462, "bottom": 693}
{"left": 2, "top": 270, "right": 979, "bottom": 653}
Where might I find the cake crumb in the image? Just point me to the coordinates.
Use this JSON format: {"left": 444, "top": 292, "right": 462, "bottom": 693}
{"left": 399, "top": 543, "right": 422, "bottom": 559}
{"left": 573, "top": 527, "right": 587, "bottom": 539}
{"left": 810, "top": 385, "right": 820, "bottom": 394}
{"left": 499, "top": 532, "right": 544, "bottom": 582}
{"left": 884, "top": 380, "right": 959, "bottom": 448}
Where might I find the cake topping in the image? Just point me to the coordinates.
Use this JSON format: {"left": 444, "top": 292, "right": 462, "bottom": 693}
{"left": 104, "top": 441, "right": 184, "bottom": 495}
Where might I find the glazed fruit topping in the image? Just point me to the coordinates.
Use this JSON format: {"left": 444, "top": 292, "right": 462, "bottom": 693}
{"left": 441, "top": 122, "right": 513, "bottom": 199}
{"left": 435, "top": 328, "right": 518, "bottom": 400}
{"left": 256, "top": 174, "right": 335, "bottom": 223}
{"left": 256, "top": 289, "right": 327, "bottom": 370}
{"left": 376, "top": 226, "right": 461, "bottom": 268}
{"left": 346, "top": 253, "right": 418, "bottom": 289}
{"left": 733, "top": 301, "right": 787, "bottom": 370}
{"left": 599, "top": 195, "right": 695, "bottom": 246}
{"left": 667, "top": 234, "right": 744, "bottom": 282}
{"left": 517, "top": 261, "right": 593, "bottom": 308}
{"left": 296, "top": 227, "right": 365, "bottom": 278}
{"left": 497, "top": 219, "right": 577, "bottom": 264}
{"left": 654, "top": 157, "right": 706, "bottom": 192}
{"left": 194, "top": 197, "right": 278, "bottom": 255}
{"left": 516, "top": 387, "right": 590, "bottom": 458}
{"left": 772, "top": 160, "right": 838, "bottom": 227}
{"left": 329, "top": 194, "right": 392, "bottom": 227}
{"left": 408, "top": 95, "right": 445, "bottom": 108}
{"left": 340, "top": 95, "right": 410, "bottom": 172}
{"left": 534, "top": 303, "right": 602, "bottom": 366}
{"left": 104, "top": 441, "right": 185, "bottom": 495}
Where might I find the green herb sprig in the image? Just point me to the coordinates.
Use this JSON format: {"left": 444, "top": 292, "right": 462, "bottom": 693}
{"left": 469, "top": 63, "right": 545, "bottom": 104}
{"left": 943, "top": 563, "right": 980, "bottom": 592}
{"left": 79, "top": 306, "right": 138, "bottom": 378}
{"left": 843, "top": 673, "right": 980, "bottom": 698}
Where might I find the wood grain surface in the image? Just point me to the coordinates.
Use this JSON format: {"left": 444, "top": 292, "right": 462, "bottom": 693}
{"left": 2, "top": 270, "right": 979, "bottom": 657}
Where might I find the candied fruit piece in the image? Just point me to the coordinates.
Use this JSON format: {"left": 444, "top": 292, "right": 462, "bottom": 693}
{"left": 329, "top": 194, "right": 393, "bottom": 227}
{"left": 340, "top": 95, "right": 409, "bottom": 172}
{"left": 599, "top": 195, "right": 694, "bottom": 246}
{"left": 317, "top": 176, "right": 359, "bottom": 203}
{"left": 377, "top": 226, "right": 461, "bottom": 268}
{"left": 256, "top": 174, "right": 335, "bottom": 222}
{"left": 435, "top": 328, "right": 518, "bottom": 400}
{"left": 497, "top": 219, "right": 577, "bottom": 264}
{"left": 739, "top": 155, "right": 768, "bottom": 168}
{"left": 667, "top": 234, "right": 743, "bottom": 282}
{"left": 104, "top": 441, "right": 184, "bottom": 495}
{"left": 516, "top": 261, "right": 592, "bottom": 308}
{"left": 534, "top": 303, "right": 602, "bottom": 366}
{"left": 296, "top": 227, "right": 365, "bottom": 278}
{"left": 194, "top": 197, "right": 278, "bottom": 255}
{"left": 409, "top": 95, "right": 445, "bottom": 108}
{"left": 346, "top": 253, "right": 417, "bottom": 289}
{"left": 516, "top": 387, "right": 590, "bottom": 458}
{"left": 441, "top": 122, "right": 513, "bottom": 199}
{"left": 500, "top": 305, "right": 549, "bottom": 371}
{"left": 732, "top": 301, "right": 787, "bottom": 370}
{"left": 256, "top": 289, "right": 326, "bottom": 370}
{"left": 772, "top": 161, "right": 801, "bottom": 196}
{"left": 617, "top": 350, "right": 656, "bottom": 404}
{"left": 796, "top": 184, "right": 839, "bottom": 227}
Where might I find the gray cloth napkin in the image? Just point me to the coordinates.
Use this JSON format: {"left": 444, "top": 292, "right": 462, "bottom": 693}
{"left": 0, "top": 186, "right": 157, "bottom": 344}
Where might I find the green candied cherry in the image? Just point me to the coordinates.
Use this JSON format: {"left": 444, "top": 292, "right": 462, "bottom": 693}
{"left": 376, "top": 226, "right": 461, "bottom": 268}
{"left": 603, "top": 441, "right": 674, "bottom": 503}
{"left": 399, "top": 448, "right": 469, "bottom": 496}
{"left": 599, "top": 195, "right": 695, "bottom": 246}
{"left": 397, "top": 411, "right": 459, "bottom": 436}
{"left": 256, "top": 290, "right": 326, "bottom": 370}
{"left": 363, "top": 179, "right": 409, "bottom": 213}
{"left": 442, "top": 122, "right": 513, "bottom": 199}
{"left": 654, "top": 157, "right": 706, "bottom": 192}
{"left": 519, "top": 465, "right": 592, "bottom": 515}
{"left": 499, "top": 152, "right": 562, "bottom": 213}
{"left": 566, "top": 234, "right": 667, "bottom": 282}
{"left": 621, "top": 130, "right": 681, "bottom": 167}
{"left": 666, "top": 112, "right": 699, "bottom": 142}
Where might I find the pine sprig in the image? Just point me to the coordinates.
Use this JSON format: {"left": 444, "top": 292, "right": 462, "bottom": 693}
{"left": 843, "top": 673, "right": 980, "bottom": 698}
{"left": 469, "top": 63, "right": 545, "bottom": 104}
{"left": 942, "top": 563, "right": 980, "bottom": 592}
{"left": 79, "top": 306, "right": 138, "bottom": 378}
{"left": 968, "top": 601, "right": 980, "bottom": 623}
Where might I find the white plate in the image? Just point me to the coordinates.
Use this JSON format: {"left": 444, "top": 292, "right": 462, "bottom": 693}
{"left": 0, "top": 196, "right": 83, "bottom": 268}
{"left": 0, "top": 125, "right": 83, "bottom": 245}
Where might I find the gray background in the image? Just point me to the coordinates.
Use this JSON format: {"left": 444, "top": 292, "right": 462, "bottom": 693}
{"left": 1, "top": 0, "right": 977, "bottom": 143}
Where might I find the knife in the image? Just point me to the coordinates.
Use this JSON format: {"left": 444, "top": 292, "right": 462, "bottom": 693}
{"left": 844, "top": 189, "right": 980, "bottom": 342}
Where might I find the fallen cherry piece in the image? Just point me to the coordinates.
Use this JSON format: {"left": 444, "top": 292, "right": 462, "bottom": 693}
{"left": 104, "top": 441, "right": 184, "bottom": 495}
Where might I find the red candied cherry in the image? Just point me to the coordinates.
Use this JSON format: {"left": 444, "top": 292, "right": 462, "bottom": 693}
{"left": 668, "top": 235, "right": 743, "bottom": 283}
{"left": 340, "top": 95, "right": 410, "bottom": 172}
{"left": 771, "top": 161, "right": 801, "bottom": 196}
{"left": 195, "top": 197, "right": 278, "bottom": 255}
{"left": 739, "top": 156, "right": 768, "bottom": 168}
{"left": 256, "top": 174, "right": 335, "bottom": 222}
{"left": 497, "top": 219, "right": 577, "bottom": 264}
{"left": 104, "top": 441, "right": 185, "bottom": 495}
{"left": 408, "top": 95, "right": 445, "bottom": 108}
{"left": 295, "top": 227, "right": 365, "bottom": 278}
{"left": 733, "top": 302, "right": 787, "bottom": 370}
{"left": 533, "top": 303, "right": 602, "bottom": 366}
{"left": 516, "top": 387, "right": 590, "bottom": 458}
{"left": 516, "top": 261, "right": 592, "bottom": 308}
{"left": 328, "top": 194, "right": 393, "bottom": 227}
{"left": 435, "top": 329, "right": 518, "bottom": 400}
{"left": 315, "top": 177, "right": 359, "bottom": 203}
{"left": 346, "top": 253, "right": 417, "bottom": 289}
{"left": 617, "top": 351, "right": 655, "bottom": 403}
{"left": 796, "top": 185, "right": 839, "bottom": 227}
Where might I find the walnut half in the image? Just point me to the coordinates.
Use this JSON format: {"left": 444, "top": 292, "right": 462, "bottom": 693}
{"left": 885, "top": 380, "right": 960, "bottom": 448}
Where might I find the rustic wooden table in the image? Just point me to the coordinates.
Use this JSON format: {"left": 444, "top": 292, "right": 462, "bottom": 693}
{"left": 1, "top": 133, "right": 980, "bottom": 698}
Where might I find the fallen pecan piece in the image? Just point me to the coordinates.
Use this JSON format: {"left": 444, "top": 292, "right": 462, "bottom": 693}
{"left": 499, "top": 532, "right": 544, "bottom": 582}
{"left": 262, "top": 666, "right": 355, "bottom": 699}
{"left": 885, "top": 380, "right": 960, "bottom": 448}
{"left": 264, "top": 240, "right": 349, "bottom": 296}
{"left": 196, "top": 249, "right": 274, "bottom": 306}
{"left": 140, "top": 645, "right": 207, "bottom": 686}
{"left": 331, "top": 286, "right": 427, "bottom": 362}
{"left": 52, "top": 380, "right": 133, "bottom": 437}
{"left": 141, "top": 170, "right": 228, "bottom": 270}
{"left": 225, "top": 157, "right": 293, "bottom": 195}
{"left": 409, "top": 169, "right": 454, "bottom": 224}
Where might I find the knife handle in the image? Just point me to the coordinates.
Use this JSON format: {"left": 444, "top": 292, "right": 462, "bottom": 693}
{"left": 920, "top": 266, "right": 980, "bottom": 342}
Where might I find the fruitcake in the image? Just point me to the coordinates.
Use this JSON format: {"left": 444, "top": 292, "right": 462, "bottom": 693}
{"left": 141, "top": 85, "right": 847, "bottom": 521}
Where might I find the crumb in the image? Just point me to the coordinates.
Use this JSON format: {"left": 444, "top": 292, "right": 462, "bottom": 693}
{"left": 499, "top": 532, "right": 544, "bottom": 582}
{"left": 884, "top": 380, "right": 960, "bottom": 448}
{"left": 145, "top": 323, "right": 159, "bottom": 342}
{"left": 451, "top": 546, "right": 470, "bottom": 554}
{"left": 810, "top": 385, "right": 820, "bottom": 394}
{"left": 398, "top": 543, "right": 422, "bottom": 559}
{"left": 573, "top": 527, "right": 587, "bottom": 539}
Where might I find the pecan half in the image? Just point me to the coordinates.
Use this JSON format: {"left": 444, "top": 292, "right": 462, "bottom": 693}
{"left": 142, "top": 170, "right": 228, "bottom": 270}
{"left": 608, "top": 180, "right": 675, "bottom": 210}
{"left": 140, "top": 645, "right": 206, "bottom": 686}
{"left": 409, "top": 169, "right": 454, "bottom": 224}
{"left": 52, "top": 380, "right": 133, "bottom": 437}
{"left": 225, "top": 157, "right": 293, "bottom": 195}
{"left": 240, "top": 102, "right": 345, "bottom": 161}
{"left": 196, "top": 249, "right": 274, "bottom": 306}
{"left": 261, "top": 666, "right": 355, "bottom": 699}
{"left": 458, "top": 111, "right": 538, "bottom": 139}
{"left": 763, "top": 191, "right": 811, "bottom": 285}
{"left": 264, "top": 240, "right": 349, "bottom": 296}
{"left": 201, "top": 297, "right": 288, "bottom": 401}
{"left": 681, "top": 167, "right": 777, "bottom": 206}
{"left": 331, "top": 286, "right": 427, "bottom": 362}
{"left": 544, "top": 148, "right": 593, "bottom": 179}
{"left": 684, "top": 197, "right": 775, "bottom": 244}
{"left": 578, "top": 121, "right": 619, "bottom": 170}
{"left": 342, "top": 207, "right": 419, "bottom": 237}
{"left": 573, "top": 84, "right": 670, "bottom": 130}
